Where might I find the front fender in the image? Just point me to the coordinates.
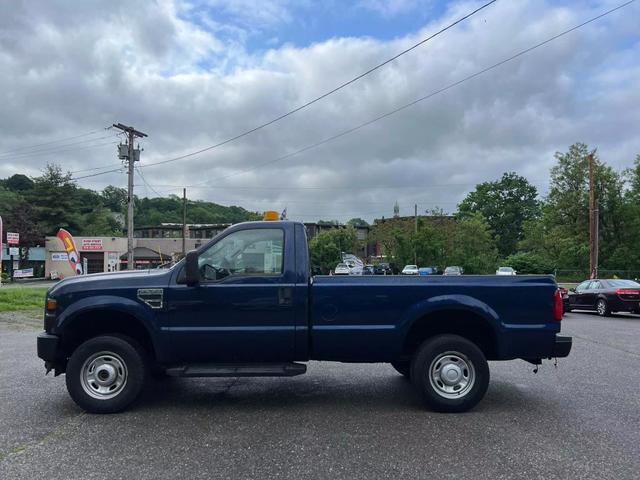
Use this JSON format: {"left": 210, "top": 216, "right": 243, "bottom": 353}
{"left": 398, "top": 294, "right": 501, "bottom": 336}
{"left": 55, "top": 295, "right": 158, "bottom": 340}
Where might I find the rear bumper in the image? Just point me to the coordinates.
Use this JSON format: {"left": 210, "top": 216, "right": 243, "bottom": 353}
{"left": 609, "top": 298, "right": 640, "bottom": 312}
{"left": 37, "top": 332, "right": 60, "bottom": 362}
{"left": 552, "top": 335, "right": 572, "bottom": 358}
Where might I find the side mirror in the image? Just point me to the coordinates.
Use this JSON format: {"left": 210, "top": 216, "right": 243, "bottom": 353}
{"left": 569, "top": 288, "right": 576, "bottom": 293}
{"left": 185, "top": 250, "right": 199, "bottom": 286}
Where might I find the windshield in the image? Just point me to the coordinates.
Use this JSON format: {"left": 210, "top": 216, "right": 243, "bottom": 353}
{"left": 405, "top": 265, "right": 417, "bottom": 269}
{"left": 336, "top": 263, "right": 347, "bottom": 268}
{"left": 499, "top": 267, "right": 513, "bottom": 272}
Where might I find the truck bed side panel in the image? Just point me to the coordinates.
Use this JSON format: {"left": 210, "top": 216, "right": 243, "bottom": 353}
{"left": 310, "top": 275, "right": 559, "bottom": 362}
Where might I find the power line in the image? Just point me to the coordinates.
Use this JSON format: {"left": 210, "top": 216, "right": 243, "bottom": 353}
{"left": 135, "top": 167, "right": 163, "bottom": 197}
{"left": 1, "top": 140, "right": 119, "bottom": 163}
{"left": 132, "top": 1, "right": 497, "bottom": 170}
{"left": 0, "top": 127, "right": 111, "bottom": 155}
{"left": 70, "top": 161, "right": 125, "bottom": 174}
{"left": 0, "top": 135, "right": 120, "bottom": 160}
{"left": 73, "top": 165, "right": 124, "bottom": 180}
{"left": 168, "top": 0, "right": 635, "bottom": 188}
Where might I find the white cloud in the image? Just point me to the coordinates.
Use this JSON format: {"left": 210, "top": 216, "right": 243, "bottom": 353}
{"left": 0, "top": 0, "right": 638, "bottom": 221}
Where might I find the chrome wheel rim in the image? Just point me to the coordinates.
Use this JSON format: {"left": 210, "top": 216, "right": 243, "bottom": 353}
{"left": 80, "top": 351, "right": 128, "bottom": 400}
{"left": 429, "top": 351, "right": 475, "bottom": 399}
{"left": 597, "top": 300, "right": 606, "bottom": 315}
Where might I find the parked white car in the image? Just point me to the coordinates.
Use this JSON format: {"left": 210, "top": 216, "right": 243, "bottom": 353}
{"left": 334, "top": 263, "right": 351, "bottom": 275}
{"left": 341, "top": 253, "right": 364, "bottom": 275}
{"left": 402, "top": 265, "right": 419, "bottom": 275}
{"left": 496, "top": 266, "right": 516, "bottom": 276}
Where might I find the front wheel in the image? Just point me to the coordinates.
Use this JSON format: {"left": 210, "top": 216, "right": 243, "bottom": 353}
{"left": 65, "top": 335, "right": 148, "bottom": 413}
{"left": 411, "top": 334, "right": 489, "bottom": 413}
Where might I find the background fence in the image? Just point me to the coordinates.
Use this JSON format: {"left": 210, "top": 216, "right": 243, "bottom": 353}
{"left": 554, "top": 269, "right": 640, "bottom": 284}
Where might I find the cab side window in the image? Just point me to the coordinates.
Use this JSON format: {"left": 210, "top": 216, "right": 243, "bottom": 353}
{"left": 197, "top": 229, "right": 284, "bottom": 281}
{"left": 575, "top": 281, "right": 590, "bottom": 292}
{"left": 589, "top": 281, "right": 601, "bottom": 290}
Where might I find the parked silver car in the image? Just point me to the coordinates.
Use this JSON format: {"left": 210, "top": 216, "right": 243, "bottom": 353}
{"left": 402, "top": 265, "right": 419, "bottom": 275}
{"left": 443, "top": 266, "right": 463, "bottom": 276}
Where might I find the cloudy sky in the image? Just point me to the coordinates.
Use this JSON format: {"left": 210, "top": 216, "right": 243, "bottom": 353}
{"left": 0, "top": 0, "right": 638, "bottom": 222}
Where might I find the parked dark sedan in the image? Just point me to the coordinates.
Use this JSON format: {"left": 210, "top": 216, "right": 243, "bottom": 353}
{"left": 567, "top": 279, "right": 640, "bottom": 316}
{"left": 373, "top": 263, "right": 393, "bottom": 275}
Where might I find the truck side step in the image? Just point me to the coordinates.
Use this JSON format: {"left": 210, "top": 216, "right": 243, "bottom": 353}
{"left": 165, "top": 362, "right": 307, "bottom": 378}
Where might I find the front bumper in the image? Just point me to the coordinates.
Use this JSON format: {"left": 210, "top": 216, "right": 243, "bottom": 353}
{"left": 552, "top": 335, "right": 572, "bottom": 358}
{"left": 37, "top": 332, "right": 60, "bottom": 362}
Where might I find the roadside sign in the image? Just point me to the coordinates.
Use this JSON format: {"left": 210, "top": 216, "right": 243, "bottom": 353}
{"left": 7, "top": 232, "right": 19, "bottom": 245}
{"left": 13, "top": 268, "right": 34, "bottom": 278}
{"left": 81, "top": 238, "right": 103, "bottom": 251}
{"left": 51, "top": 252, "right": 69, "bottom": 261}
{"left": 9, "top": 247, "right": 19, "bottom": 256}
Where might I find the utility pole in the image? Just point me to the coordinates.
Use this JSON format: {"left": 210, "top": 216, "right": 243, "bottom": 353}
{"left": 588, "top": 153, "right": 598, "bottom": 279}
{"left": 113, "top": 123, "right": 147, "bottom": 270}
{"left": 414, "top": 203, "right": 418, "bottom": 265}
{"left": 182, "top": 188, "right": 187, "bottom": 256}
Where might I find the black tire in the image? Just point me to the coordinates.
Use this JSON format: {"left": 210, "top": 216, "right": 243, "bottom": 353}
{"left": 596, "top": 299, "right": 611, "bottom": 317}
{"left": 410, "top": 334, "right": 489, "bottom": 413}
{"left": 391, "top": 361, "right": 411, "bottom": 379}
{"left": 65, "top": 335, "right": 147, "bottom": 414}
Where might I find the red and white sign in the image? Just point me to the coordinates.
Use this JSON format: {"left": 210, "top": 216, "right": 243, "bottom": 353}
{"left": 6, "top": 232, "right": 19, "bottom": 245}
{"left": 81, "top": 238, "right": 103, "bottom": 251}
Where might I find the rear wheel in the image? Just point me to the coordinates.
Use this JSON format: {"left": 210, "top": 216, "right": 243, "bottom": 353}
{"left": 596, "top": 299, "right": 611, "bottom": 317}
{"left": 66, "top": 335, "right": 147, "bottom": 413}
{"left": 391, "top": 361, "right": 411, "bottom": 379}
{"left": 411, "top": 334, "right": 489, "bottom": 413}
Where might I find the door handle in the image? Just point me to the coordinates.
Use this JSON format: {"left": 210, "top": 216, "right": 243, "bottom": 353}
{"left": 278, "top": 287, "right": 293, "bottom": 306}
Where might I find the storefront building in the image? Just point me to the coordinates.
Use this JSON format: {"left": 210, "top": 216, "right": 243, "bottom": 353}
{"left": 44, "top": 235, "right": 202, "bottom": 279}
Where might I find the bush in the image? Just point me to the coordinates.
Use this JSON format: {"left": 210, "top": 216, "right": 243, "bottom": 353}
{"left": 502, "top": 252, "right": 554, "bottom": 275}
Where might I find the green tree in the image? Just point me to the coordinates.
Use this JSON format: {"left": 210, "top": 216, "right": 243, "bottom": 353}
{"left": 27, "top": 164, "right": 82, "bottom": 235}
{"left": 447, "top": 212, "right": 498, "bottom": 274}
{"left": 458, "top": 172, "right": 539, "bottom": 256}
{"left": 502, "top": 252, "right": 554, "bottom": 274}
{"left": 611, "top": 155, "right": 640, "bottom": 269}
{"left": 2, "top": 174, "right": 34, "bottom": 193}
{"left": 521, "top": 143, "right": 627, "bottom": 270}
{"left": 346, "top": 217, "right": 369, "bottom": 227}
{"left": 308, "top": 226, "right": 357, "bottom": 273}
{"left": 81, "top": 206, "right": 122, "bottom": 236}
{"left": 101, "top": 185, "right": 128, "bottom": 212}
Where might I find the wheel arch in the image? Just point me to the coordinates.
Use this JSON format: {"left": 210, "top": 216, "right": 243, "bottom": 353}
{"left": 56, "top": 297, "right": 159, "bottom": 363}
{"left": 399, "top": 296, "right": 501, "bottom": 360}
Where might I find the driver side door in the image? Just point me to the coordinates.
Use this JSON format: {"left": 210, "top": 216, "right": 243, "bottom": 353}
{"left": 166, "top": 227, "right": 296, "bottom": 363}
{"left": 571, "top": 280, "right": 591, "bottom": 309}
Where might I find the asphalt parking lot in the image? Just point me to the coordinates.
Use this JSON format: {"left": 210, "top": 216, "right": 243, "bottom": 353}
{"left": 1, "top": 311, "right": 639, "bottom": 480}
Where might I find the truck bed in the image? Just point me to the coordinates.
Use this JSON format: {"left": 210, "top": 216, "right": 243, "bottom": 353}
{"left": 310, "top": 274, "right": 559, "bottom": 362}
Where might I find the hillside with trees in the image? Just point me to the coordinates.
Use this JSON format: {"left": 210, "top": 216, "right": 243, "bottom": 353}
{"left": 0, "top": 164, "right": 260, "bottom": 247}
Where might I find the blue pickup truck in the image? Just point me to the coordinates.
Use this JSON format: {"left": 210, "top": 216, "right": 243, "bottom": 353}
{"left": 38, "top": 220, "right": 571, "bottom": 414}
